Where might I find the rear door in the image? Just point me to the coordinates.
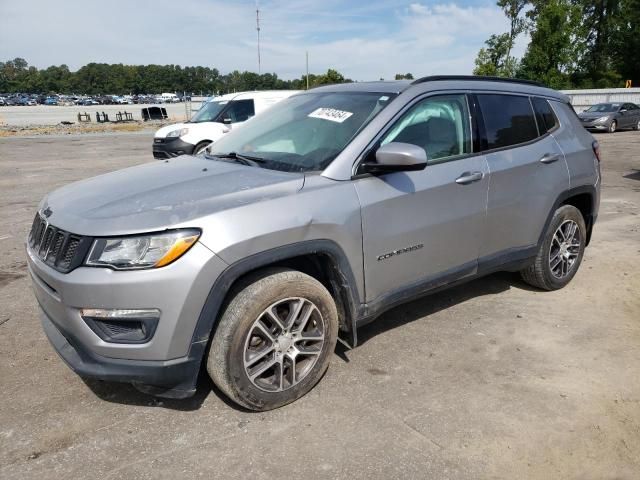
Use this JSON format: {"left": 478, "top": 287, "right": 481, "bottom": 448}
{"left": 476, "top": 94, "right": 569, "bottom": 263}
{"left": 354, "top": 93, "right": 489, "bottom": 302}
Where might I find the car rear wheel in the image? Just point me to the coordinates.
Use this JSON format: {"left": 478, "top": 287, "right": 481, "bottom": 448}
{"left": 608, "top": 120, "right": 617, "bottom": 133}
{"left": 207, "top": 268, "right": 338, "bottom": 411}
{"left": 520, "top": 205, "right": 586, "bottom": 291}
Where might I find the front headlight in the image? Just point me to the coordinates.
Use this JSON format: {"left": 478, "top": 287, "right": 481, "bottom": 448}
{"left": 86, "top": 229, "right": 200, "bottom": 270}
{"left": 166, "top": 127, "right": 189, "bottom": 138}
{"left": 595, "top": 116, "right": 610, "bottom": 123}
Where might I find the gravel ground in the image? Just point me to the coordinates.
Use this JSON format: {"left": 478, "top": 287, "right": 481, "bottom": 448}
{"left": 0, "top": 131, "right": 639, "bottom": 479}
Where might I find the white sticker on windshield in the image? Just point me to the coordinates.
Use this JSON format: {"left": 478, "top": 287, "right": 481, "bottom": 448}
{"left": 308, "top": 107, "right": 353, "bottom": 123}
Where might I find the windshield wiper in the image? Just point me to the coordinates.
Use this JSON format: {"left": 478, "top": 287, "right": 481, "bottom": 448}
{"left": 206, "top": 151, "right": 267, "bottom": 167}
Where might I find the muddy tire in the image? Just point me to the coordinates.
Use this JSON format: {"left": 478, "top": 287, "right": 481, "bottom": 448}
{"left": 207, "top": 268, "right": 338, "bottom": 411}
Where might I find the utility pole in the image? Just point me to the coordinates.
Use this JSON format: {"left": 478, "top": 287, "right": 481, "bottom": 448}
{"left": 306, "top": 51, "right": 309, "bottom": 90}
{"left": 256, "top": 1, "right": 261, "bottom": 75}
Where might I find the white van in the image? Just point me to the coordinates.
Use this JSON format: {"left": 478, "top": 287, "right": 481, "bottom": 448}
{"left": 160, "top": 92, "right": 180, "bottom": 103}
{"left": 152, "top": 90, "right": 300, "bottom": 158}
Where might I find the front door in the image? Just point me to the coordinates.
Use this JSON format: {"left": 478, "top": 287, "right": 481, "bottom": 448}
{"left": 354, "top": 93, "right": 489, "bottom": 303}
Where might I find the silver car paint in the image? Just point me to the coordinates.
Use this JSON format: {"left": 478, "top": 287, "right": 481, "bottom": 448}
{"left": 27, "top": 79, "right": 599, "bottom": 371}
{"left": 355, "top": 154, "right": 490, "bottom": 302}
{"left": 551, "top": 102, "right": 601, "bottom": 192}
{"left": 27, "top": 241, "right": 228, "bottom": 360}
{"left": 41, "top": 156, "right": 304, "bottom": 237}
{"left": 480, "top": 125, "right": 569, "bottom": 258}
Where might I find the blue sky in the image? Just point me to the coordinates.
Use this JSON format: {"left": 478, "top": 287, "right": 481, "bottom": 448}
{"left": 0, "top": 0, "right": 528, "bottom": 80}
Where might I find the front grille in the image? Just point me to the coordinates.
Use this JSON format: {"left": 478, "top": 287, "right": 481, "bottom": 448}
{"left": 28, "top": 213, "right": 91, "bottom": 273}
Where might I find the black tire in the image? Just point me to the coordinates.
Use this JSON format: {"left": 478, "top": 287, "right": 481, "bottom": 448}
{"left": 608, "top": 120, "right": 617, "bottom": 133}
{"left": 193, "top": 140, "right": 211, "bottom": 155}
{"left": 633, "top": 119, "right": 640, "bottom": 131}
{"left": 520, "top": 205, "right": 586, "bottom": 291}
{"left": 207, "top": 268, "right": 338, "bottom": 411}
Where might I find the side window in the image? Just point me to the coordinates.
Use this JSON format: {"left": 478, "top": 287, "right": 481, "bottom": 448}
{"left": 532, "top": 97, "right": 558, "bottom": 134}
{"left": 225, "top": 100, "right": 255, "bottom": 123}
{"left": 477, "top": 94, "right": 538, "bottom": 150}
{"left": 380, "top": 94, "right": 471, "bottom": 164}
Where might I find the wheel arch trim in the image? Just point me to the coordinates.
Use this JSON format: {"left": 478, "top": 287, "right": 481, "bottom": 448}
{"left": 188, "top": 240, "right": 362, "bottom": 362}
{"left": 538, "top": 185, "right": 597, "bottom": 247}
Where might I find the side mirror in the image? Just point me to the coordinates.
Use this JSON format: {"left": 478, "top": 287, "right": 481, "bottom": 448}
{"left": 360, "top": 142, "right": 428, "bottom": 174}
{"left": 221, "top": 117, "right": 233, "bottom": 124}
{"left": 620, "top": 109, "right": 627, "bottom": 114}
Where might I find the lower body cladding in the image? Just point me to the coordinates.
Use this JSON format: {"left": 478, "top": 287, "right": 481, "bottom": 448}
{"left": 27, "top": 241, "right": 228, "bottom": 398}
{"left": 152, "top": 138, "right": 196, "bottom": 159}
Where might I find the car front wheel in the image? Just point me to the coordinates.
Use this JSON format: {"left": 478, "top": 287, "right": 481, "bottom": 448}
{"left": 608, "top": 120, "right": 617, "bottom": 133}
{"left": 207, "top": 268, "right": 338, "bottom": 410}
{"left": 193, "top": 141, "right": 211, "bottom": 155}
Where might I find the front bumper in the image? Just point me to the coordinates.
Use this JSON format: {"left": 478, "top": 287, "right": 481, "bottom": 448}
{"left": 27, "top": 241, "right": 228, "bottom": 396}
{"left": 40, "top": 310, "right": 204, "bottom": 398}
{"left": 152, "top": 137, "right": 196, "bottom": 159}
{"left": 580, "top": 120, "right": 609, "bottom": 131}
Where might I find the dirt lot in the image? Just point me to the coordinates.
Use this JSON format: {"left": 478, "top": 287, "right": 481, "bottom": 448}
{"left": 0, "top": 131, "right": 639, "bottom": 479}
{"left": 0, "top": 104, "right": 191, "bottom": 127}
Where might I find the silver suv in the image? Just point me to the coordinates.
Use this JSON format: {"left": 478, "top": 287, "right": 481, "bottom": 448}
{"left": 27, "top": 76, "right": 600, "bottom": 410}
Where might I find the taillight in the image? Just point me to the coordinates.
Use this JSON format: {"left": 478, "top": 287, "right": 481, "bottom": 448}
{"left": 592, "top": 140, "right": 601, "bottom": 162}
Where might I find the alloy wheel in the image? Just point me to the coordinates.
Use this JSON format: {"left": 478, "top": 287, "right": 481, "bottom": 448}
{"left": 243, "top": 297, "right": 325, "bottom": 392}
{"left": 549, "top": 220, "right": 581, "bottom": 279}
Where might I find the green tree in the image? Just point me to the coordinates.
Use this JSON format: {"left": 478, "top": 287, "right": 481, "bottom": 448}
{"left": 474, "top": 1, "right": 526, "bottom": 77}
{"left": 611, "top": 0, "right": 640, "bottom": 84}
{"left": 474, "top": 33, "right": 513, "bottom": 76}
{"left": 517, "top": 0, "right": 581, "bottom": 88}
{"left": 394, "top": 73, "right": 414, "bottom": 80}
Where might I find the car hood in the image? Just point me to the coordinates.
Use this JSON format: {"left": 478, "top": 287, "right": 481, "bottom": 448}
{"left": 579, "top": 112, "right": 613, "bottom": 119}
{"left": 154, "top": 121, "right": 228, "bottom": 139}
{"left": 41, "top": 156, "right": 304, "bottom": 237}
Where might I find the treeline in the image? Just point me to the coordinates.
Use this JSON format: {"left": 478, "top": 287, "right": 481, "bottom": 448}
{"left": 0, "top": 58, "right": 352, "bottom": 94}
{"left": 474, "top": 0, "right": 640, "bottom": 88}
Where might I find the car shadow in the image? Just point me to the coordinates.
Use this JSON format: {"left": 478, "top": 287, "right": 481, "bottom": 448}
{"left": 83, "top": 271, "right": 537, "bottom": 411}
{"left": 83, "top": 371, "right": 252, "bottom": 412}
{"left": 623, "top": 169, "right": 640, "bottom": 181}
{"left": 355, "top": 271, "right": 536, "bottom": 346}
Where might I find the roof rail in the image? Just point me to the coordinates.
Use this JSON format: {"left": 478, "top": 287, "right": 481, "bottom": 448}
{"left": 411, "top": 75, "right": 545, "bottom": 87}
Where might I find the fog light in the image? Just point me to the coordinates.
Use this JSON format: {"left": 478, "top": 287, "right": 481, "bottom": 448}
{"left": 81, "top": 308, "right": 160, "bottom": 344}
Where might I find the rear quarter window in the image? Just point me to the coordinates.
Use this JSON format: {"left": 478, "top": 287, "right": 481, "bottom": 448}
{"left": 532, "top": 97, "right": 558, "bottom": 134}
{"left": 477, "top": 94, "right": 538, "bottom": 150}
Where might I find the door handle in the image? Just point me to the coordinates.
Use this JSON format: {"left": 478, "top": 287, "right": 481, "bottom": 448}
{"left": 540, "top": 153, "right": 561, "bottom": 164}
{"left": 455, "top": 171, "right": 483, "bottom": 185}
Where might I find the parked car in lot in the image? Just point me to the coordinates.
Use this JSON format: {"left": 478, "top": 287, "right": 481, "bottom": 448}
{"left": 152, "top": 90, "right": 300, "bottom": 158}
{"left": 27, "top": 76, "right": 600, "bottom": 410}
{"left": 578, "top": 102, "right": 640, "bottom": 132}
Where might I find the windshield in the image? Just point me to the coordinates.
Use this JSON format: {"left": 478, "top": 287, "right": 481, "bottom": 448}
{"left": 190, "top": 100, "right": 228, "bottom": 123}
{"left": 208, "top": 91, "right": 396, "bottom": 172}
{"left": 585, "top": 103, "right": 620, "bottom": 113}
